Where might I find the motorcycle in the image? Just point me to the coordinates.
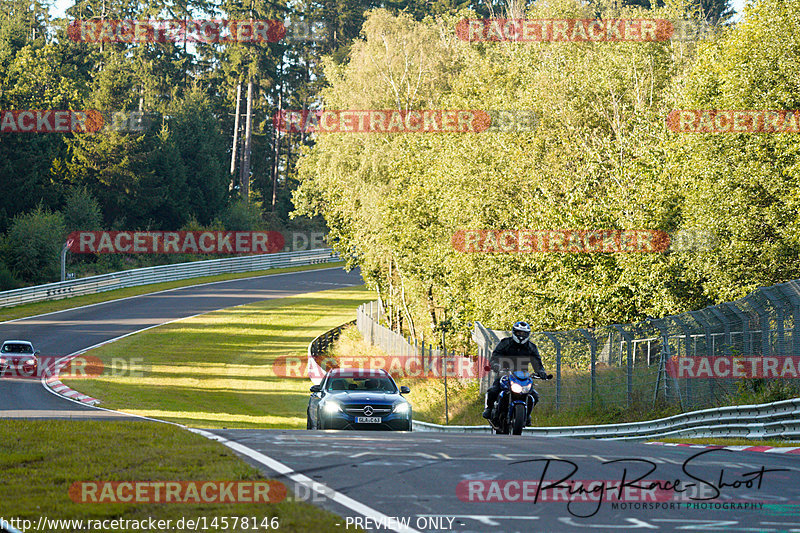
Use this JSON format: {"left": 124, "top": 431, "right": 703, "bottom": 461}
{"left": 484, "top": 365, "right": 552, "bottom": 435}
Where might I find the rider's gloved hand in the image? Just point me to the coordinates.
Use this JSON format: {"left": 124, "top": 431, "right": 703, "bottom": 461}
{"left": 537, "top": 370, "right": 548, "bottom": 379}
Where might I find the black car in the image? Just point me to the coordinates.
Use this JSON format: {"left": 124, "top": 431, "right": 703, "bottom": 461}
{"left": 307, "top": 368, "right": 412, "bottom": 431}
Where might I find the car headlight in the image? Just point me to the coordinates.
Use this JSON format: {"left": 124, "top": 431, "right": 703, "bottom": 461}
{"left": 322, "top": 401, "right": 341, "bottom": 414}
{"left": 510, "top": 382, "right": 531, "bottom": 394}
{"left": 25, "top": 359, "right": 35, "bottom": 366}
{"left": 0, "top": 357, "right": 6, "bottom": 365}
{"left": 393, "top": 402, "right": 410, "bottom": 414}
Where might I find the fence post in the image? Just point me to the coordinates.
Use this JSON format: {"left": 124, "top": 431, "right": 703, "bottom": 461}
{"left": 613, "top": 325, "right": 633, "bottom": 408}
{"left": 778, "top": 282, "right": 800, "bottom": 356}
{"left": 762, "top": 287, "right": 787, "bottom": 356}
{"left": 579, "top": 329, "right": 597, "bottom": 407}
{"left": 543, "top": 332, "right": 561, "bottom": 410}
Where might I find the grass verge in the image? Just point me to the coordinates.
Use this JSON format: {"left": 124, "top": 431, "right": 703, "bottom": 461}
{"left": 62, "top": 285, "right": 373, "bottom": 428}
{"left": 0, "top": 420, "right": 350, "bottom": 532}
{"left": 0, "top": 261, "right": 345, "bottom": 323}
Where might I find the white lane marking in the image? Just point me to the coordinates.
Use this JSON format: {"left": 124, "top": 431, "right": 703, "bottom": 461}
{"left": 425, "top": 515, "right": 539, "bottom": 526}
{"left": 559, "top": 517, "right": 657, "bottom": 529}
{"left": 1, "top": 266, "right": 346, "bottom": 324}
{"left": 188, "top": 428, "right": 421, "bottom": 533}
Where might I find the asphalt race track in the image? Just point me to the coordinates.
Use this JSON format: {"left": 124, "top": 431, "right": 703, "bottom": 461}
{"left": 211, "top": 429, "right": 800, "bottom": 533}
{"left": 3, "top": 266, "right": 799, "bottom": 532}
{"left": 0, "top": 266, "right": 363, "bottom": 418}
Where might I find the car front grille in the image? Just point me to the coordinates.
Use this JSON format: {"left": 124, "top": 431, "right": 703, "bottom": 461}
{"left": 343, "top": 404, "right": 393, "bottom": 416}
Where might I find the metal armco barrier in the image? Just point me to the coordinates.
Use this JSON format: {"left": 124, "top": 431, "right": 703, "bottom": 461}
{"left": 0, "top": 248, "right": 339, "bottom": 309}
{"left": 309, "top": 320, "right": 355, "bottom": 359}
{"left": 307, "top": 321, "right": 356, "bottom": 385}
{"left": 413, "top": 397, "right": 800, "bottom": 440}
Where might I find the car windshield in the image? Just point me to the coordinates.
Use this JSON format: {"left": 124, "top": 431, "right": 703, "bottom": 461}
{"left": 326, "top": 377, "right": 398, "bottom": 393}
{"left": 1, "top": 343, "right": 33, "bottom": 354}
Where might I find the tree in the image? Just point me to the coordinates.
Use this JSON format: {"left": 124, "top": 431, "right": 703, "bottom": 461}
{"left": 5, "top": 206, "right": 66, "bottom": 284}
{"left": 62, "top": 186, "right": 103, "bottom": 233}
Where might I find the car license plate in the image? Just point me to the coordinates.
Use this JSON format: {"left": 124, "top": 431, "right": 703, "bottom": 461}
{"left": 356, "top": 417, "right": 381, "bottom": 424}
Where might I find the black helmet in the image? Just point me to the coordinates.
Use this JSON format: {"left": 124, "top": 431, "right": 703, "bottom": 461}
{"left": 512, "top": 321, "right": 531, "bottom": 343}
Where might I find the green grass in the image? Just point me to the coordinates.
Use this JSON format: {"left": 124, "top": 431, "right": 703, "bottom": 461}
{"left": 0, "top": 420, "right": 352, "bottom": 532}
{"left": 0, "top": 261, "right": 345, "bottom": 323}
{"left": 653, "top": 437, "right": 800, "bottom": 446}
{"left": 62, "top": 285, "right": 373, "bottom": 428}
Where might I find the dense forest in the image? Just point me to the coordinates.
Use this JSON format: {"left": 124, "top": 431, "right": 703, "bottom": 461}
{"left": 6, "top": 0, "right": 794, "bottom": 343}
{"left": 291, "top": 0, "right": 800, "bottom": 338}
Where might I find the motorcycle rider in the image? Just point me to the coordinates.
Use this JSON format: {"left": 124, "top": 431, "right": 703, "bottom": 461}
{"left": 482, "top": 321, "right": 549, "bottom": 420}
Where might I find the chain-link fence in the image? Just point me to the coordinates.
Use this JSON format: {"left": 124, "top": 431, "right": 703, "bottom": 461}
{"left": 355, "top": 279, "right": 800, "bottom": 413}
{"left": 475, "top": 279, "right": 800, "bottom": 413}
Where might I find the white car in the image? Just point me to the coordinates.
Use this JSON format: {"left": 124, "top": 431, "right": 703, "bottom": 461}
{"left": 0, "top": 340, "right": 39, "bottom": 377}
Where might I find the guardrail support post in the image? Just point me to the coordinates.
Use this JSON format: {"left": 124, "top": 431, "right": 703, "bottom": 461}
{"left": 60, "top": 240, "right": 71, "bottom": 282}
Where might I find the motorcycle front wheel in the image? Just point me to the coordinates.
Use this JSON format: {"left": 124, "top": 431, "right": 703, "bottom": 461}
{"left": 512, "top": 403, "right": 526, "bottom": 435}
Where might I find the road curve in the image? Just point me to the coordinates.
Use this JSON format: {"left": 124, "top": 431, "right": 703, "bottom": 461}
{"left": 0, "top": 267, "right": 363, "bottom": 419}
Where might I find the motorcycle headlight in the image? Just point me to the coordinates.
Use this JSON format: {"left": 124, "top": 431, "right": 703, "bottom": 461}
{"left": 510, "top": 382, "right": 531, "bottom": 394}
{"left": 323, "top": 401, "right": 341, "bottom": 414}
{"left": 393, "top": 402, "right": 410, "bottom": 414}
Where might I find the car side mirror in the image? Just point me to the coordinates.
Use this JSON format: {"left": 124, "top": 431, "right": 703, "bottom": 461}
{"left": 310, "top": 385, "right": 321, "bottom": 393}
{"left": 400, "top": 386, "right": 410, "bottom": 394}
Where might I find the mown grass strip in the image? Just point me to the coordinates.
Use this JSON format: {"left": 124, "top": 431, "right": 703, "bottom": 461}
{"left": 62, "top": 285, "right": 373, "bottom": 429}
{"left": 0, "top": 420, "right": 352, "bottom": 532}
{"left": 0, "top": 261, "right": 345, "bottom": 323}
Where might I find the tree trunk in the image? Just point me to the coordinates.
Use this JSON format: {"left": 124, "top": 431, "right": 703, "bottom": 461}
{"left": 239, "top": 79, "right": 254, "bottom": 201}
{"left": 230, "top": 82, "right": 242, "bottom": 188}
{"left": 272, "top": 88, "right": 282, "bottom": 211}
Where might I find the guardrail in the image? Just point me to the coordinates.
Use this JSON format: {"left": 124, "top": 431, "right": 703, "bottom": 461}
{"left": 413, "top": 397, "right": 800, "bottom": 440}
{"left": 0, "top": 248, "right": 339, "bottom": 309}
{"left": 307, "top": 321, "right": 355, "bottom": 385}
{"left": 309, "top": 320, "right": 355, "bottom": 359}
